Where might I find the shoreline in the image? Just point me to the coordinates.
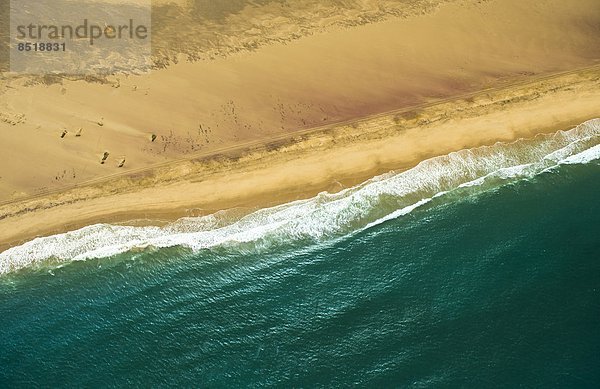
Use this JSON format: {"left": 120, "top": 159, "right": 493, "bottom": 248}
{"left": 1, "top": 66, "right": 599, "bottom": 252}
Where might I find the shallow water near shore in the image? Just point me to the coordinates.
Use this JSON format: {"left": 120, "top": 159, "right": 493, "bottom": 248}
{"left": 1, "top": 121, "right": 599, "bottom": 386}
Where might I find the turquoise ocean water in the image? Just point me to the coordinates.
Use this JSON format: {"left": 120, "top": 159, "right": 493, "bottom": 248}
{"left": 1, "top": 119, "right": 599, "bottom": 387}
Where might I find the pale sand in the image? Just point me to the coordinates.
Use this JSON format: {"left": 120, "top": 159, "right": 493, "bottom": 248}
{"left": 1, "top": 66, "right": 599, "bottom": 251}
{"left": 0, "top": 0, "right": 599, "bottom": 250}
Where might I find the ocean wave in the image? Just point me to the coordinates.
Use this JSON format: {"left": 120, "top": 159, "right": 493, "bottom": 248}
{"left": 1, "top": 119, "right": 599, "bottom": 274}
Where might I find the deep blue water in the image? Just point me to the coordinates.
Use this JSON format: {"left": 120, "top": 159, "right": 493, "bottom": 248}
{"left": 1, "top": 161, "right": 599, "bottom": 387}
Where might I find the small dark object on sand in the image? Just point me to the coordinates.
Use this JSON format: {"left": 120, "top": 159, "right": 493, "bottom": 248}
{"left": 101, "top": 151, "right": 110, "bottom": 164}
{"left": 151, "top": 134, "right": 157, "bottom": 142}
{"left": 75, "top": 128, "right": 82, "bottom": 137}
{"left": 118, "top": 158, "right": 126, "bottom": 168}
{"left": 60, "top": 130, "right": 68, "bottom": 138}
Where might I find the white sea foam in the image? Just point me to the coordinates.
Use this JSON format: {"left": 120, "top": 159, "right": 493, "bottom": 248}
{"left": 1, "top": 119, "right": 599, "bottom": 274}
{"left": 560, "top": 143, "right": 600, "bottom": 165}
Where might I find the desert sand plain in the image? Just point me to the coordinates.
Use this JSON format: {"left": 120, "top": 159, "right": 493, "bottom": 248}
{"left": 0, "top": 0, "right": 599, "bottom": 251}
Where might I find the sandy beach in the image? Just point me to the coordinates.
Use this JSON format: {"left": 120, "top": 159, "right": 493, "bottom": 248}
{"left": 1, "top": 0, "right": 599, "bottom": 251}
